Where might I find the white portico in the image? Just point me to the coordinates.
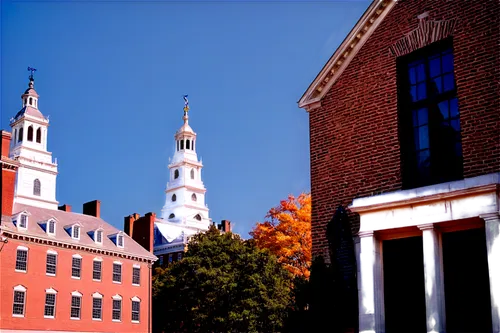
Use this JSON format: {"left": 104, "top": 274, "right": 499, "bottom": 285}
{"left": 9, "top": 73, "right": 58, "bottom": 210}
{"left": 351, "top": 173, "right": 500, "bottom": 333}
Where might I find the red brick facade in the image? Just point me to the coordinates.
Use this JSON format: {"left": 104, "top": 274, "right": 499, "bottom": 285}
{"left": 307, "top": 0, "right": 499, "bottom": 257}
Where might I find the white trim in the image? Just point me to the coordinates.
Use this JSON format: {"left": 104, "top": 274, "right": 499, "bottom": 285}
{"left": 131, "top": 296, "right": 141, "bottom": 302}
{"left": 113, "top": 260, "right": 122, "bottom": 265}
{"left": 93, "top": 257, "right": 103, "bottom": 261}
{"left": 17, "top": 245, "right": 28, "bottom": 251}
{"left": 13, "top": 285, "right": 27, "bottom": 292}
{"left": 47, "top": 249, "right": 58, "bottom": 255}
{"left": 92, "top": 292, "right": 103, "bottom": 298}
{"left": 47, "top": 219, "right": 56, "bottom": 236}
{"left": 45, "top": 287, "right": 57, "bottom": 294}
{"left": 133, "top": 263, "right": 140, "bottom": 268}
{"left": 71, "top": 225, "right": 81, "bottom": 240}
{"left": 132, "top": 320, "right": 140, "bottom": 324}
{"left": 112, "top": 294, "right": 122, "bottom": 300}
{"left": 72, "top": 254, "right": 82, "bottom": 259}
{"left": 95, "top": 228, "right": 104, "bottom": 245}
{"left": 71, "top": 291, "right": 82, "bottom": 297}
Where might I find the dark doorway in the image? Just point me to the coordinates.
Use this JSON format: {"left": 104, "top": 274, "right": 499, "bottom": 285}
{"left": 442, "top": 228, "right": 492, "bottom": 333}
{"left": 383, "top": 236, "right": 427, "bottom": 333}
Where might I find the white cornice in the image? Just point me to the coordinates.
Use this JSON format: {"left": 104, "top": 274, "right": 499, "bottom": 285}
{"left": 298, "top": 0, "right": 397, "bottom": 111}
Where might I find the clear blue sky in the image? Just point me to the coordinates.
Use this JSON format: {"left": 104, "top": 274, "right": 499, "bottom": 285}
{"left": 1, "top": 0, "right": 369, "bottom": 237}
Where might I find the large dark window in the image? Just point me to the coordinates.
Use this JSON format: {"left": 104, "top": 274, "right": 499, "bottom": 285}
{"left": 398, "top": 38, "right": 463, "bottom": 189}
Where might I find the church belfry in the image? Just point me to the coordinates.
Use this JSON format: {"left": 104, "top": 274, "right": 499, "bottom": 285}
{"left": 9, "top": 68, "right": 59, "bottom": 210}
{"left": 161, "top": 96, "right": 210, "bottom": 228}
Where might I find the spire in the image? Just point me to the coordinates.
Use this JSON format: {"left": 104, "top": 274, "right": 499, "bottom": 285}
{"left": 183, "top": 95, "right": 190, "bottom": 124}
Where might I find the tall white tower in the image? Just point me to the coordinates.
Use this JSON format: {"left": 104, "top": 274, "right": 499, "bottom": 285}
{"left": 161, "top": 97, "right": 211, "bottom": 229}
{"left": 9, "top": 71, "right": 59, "bottom": 210}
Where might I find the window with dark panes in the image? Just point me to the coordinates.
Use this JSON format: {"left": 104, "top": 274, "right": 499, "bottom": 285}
{"left": 93, "top": 260, "right": 102, "bottom": 281}
{"left": 13, "top": 290, "right": 26, "bottom": 315}
{"left": 16, "top": 249, "right": 28, "bottom": 272}
{"left": 48, "top": 220, "right": 55, "bottom": 234}
{"left": 112, "top": 299, "right": 122, "bottom": 321}
{"left": 71, "top": 296, "right": 81, "bottom": 319}
{"left": 398, "top": 38, "right": 463, "bottom": 189}
{"left": 92, "top": 298, "right": 102, "bottom": 320}
{"left": 132, "top": 267, "right": 141, "bottom": 285}
{"left": 113, "top": 263, "right": 122, "bottom": 283}
{"left": 131, "top": 300, "right": 140, "bottom": 322}
{"left": 72, "top": 257, "right": 82, "bottom": 278}
{"left": 46, "top": 253, "right": 57, "bottom": 275}
{"left": 44, "top": 293, "right": 56, "bottom": 317}
{"left": 19, "top": 215, "right": 27, "bottom": 228}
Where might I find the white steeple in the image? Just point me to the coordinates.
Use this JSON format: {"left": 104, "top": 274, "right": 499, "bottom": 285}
{"left": 161, "top": 97, "right": 211, "bottom": 229}
{"left": 9, "top": 70, "right": 59, "bottom": 210}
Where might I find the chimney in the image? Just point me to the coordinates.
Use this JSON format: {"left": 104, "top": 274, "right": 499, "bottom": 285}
{"left": 125, "top": 212, "right": 155, "bottom": 253}
{"left": 83, "top": 200, "right": 101, "bottom": 218}
{"left": 124, "top": 213, "right": 140, "bottom": 238}
{"left": 1, "top": 131, "right": 19, "bottom": 218}
{"left": 218, "top": 220, "right": 232, "bottom": 233}
{"left": 58, "top": 204, "right": 72, "bottom": 212}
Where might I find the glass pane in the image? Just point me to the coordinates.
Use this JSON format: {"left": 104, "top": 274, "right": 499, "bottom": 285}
{"left": 410, "top": 86, "right": 418, "bottom": 102}
{"left": 429, "top": 56, "right": 441, "bottom": 77}
{"left": 443, "top": 73, "right": 455, "bottom": 91}
{"left": 412, "top": 109, "right": 418, "bottom": 126}
{"left": 417, "top": 83, "right": 426, "bottom": 101}
{"left": 450, "top": 98, "right": 459, "bottom": 117}
{"left": 419, "top": 126, "right": 429, "bottom": 149}
{"left": 438, "top": 101, "right": 449, "bottom": 119}
{"left": 409, "top": 67, "right": 417, "bottom": 84}
{"left": 455, "top": 142, "right": 463, "bottom": 157}
{"left": 416, "top": 63, "right": 426, "bottom": 82}
{"left": 451, "top": 119, "right": 461, "bottom": 132}
{"left": 432, "top": 77, "right": 442, "bottom": 94}
{"left": 418, "top": 150, "right": 431, "bottom": 168}
{"left": 442, "top": 52, "right": 454, "bottom": 73}
{"left": 417, "top": 108, "right": 428, "bottom": 126}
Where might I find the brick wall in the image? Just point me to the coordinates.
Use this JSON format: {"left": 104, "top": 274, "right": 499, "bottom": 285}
{"left": 124, "top": 213, "right": 155, "bottom": 253}
{"left": 0, "top": 238, "right": 151, "bottom": 332}
{"left": 308, "top": 0, "right": 499, "bottom": 257}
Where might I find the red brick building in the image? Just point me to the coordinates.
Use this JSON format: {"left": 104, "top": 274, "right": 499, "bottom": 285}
{"left": 299, "top": 0, "right": 499, "bottom": 332}
{"left": 0, "top": 76, "right": 157, "bottom": 333}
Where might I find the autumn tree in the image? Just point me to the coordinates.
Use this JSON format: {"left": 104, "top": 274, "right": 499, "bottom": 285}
{"left": 152, "top": 225, "right": 292, "bottom": 333}
{"left": 250, "top": 193, "right": 312, "bottom": 279}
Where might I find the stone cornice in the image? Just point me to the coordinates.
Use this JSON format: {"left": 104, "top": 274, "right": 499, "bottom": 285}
{"left": 15, "top": 157, "right": 58, "bottom": 175}
{"left": 166, "top": 185, "right": 207, "bottom": 194}
{"left": 15, "top": 194, "right": 59, "bottom": 206}
{"left": 298, "top": 0, "right": 397, "bottom": 111}
{"left": 0, "top": 227, "right": 156, "bottom": 263}
{"left": 13, "top": 145, "right": 53, "bottom": 156}
{"left": 10, "top": 114, "right": 49, "bottom": 127}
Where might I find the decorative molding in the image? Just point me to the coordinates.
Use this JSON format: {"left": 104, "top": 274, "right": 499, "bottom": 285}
{"left": 389, "top": 17, "right": 458, "bottom": 57}
{"left": 480, "top": 213, "right": 500, "bottom": 222}
{"left": 418, "top": 223, "right": 437, "bottom": 231}
{"left": 358, "top": 230, "right": 375, "bottom": 238}
{"left": 298, "top": 0, "right": 398, "bottom": 110}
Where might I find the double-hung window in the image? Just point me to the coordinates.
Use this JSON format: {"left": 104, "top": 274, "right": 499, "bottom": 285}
{"left": 93, "top": 259, "right": 102, "bottom": 281}
{"left": 71, "top": 292, "right": 82, "bottom": 320}
{"left": 12, "top": 286, "right": 27, "bottom": 317}
{"left": 46, "top": 251, "right": 57, "bottom": 276}
{"left": 112, "top": 297, "right": 122, "bottom": 321}
{"left": 44, "top": 290, "right": 57, "bottom": 318}
{"left": 92, "top": 293, "right": 103, "bottom": 320}
{"left": 132, "top": 266, "right": 140, "bottom": 285}
{"left": 131, "top": 298, "right": 141, "bottom": 323}
{"left": 15, "top": 247, "right": 28, "bottom": 272}
{"left": 72, "top": 255, "right": 82, "bottom": 278}
{"left": 112, "top": 263, "right": 122, "bottom": 283}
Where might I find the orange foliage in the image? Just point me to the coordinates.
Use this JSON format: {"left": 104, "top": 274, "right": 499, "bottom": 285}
{"left": 250, "top": 193, "right": 312, "bottom": 279}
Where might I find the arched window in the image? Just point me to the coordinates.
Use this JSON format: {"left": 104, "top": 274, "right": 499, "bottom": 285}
{"left": 36, "top": 128, "right": 42, "bottom": 143}
{"left": 29, "top": 97, "right": 33, "bottom": 106}
{"left": 13, "top": 129, "right": 17, "bottom": 145}
{"left": 194, "top": 214, "right": 202, "bottom": 221}
{"left": 180, "top": 140, "right": 184, "bottom": 150}
{"left": 33, "top": 179, "right": 41, "bottom": 196}
{"left": 186, "top": 140, "right": 190, "bottom": 149}
{"left": 18, "top": 127, "right": 23, "bottom": 142}
{"left": 27, "top": 126, "right": 33, "bottom": 141}
{"left": 192, "top": 140, "right": 195, "bottom": 150}
{"left": 174, "top": 169, "right": 179, "bottom": 179}
{"left": 24, "top": 98, "right": 27, "bottom": 106}
{"left": 190, "top": 169, "right": 195, "bottom": 179}
{"left": 172, "top": 194, "right": 176, "bottom": 202}
{"left": 168, "top": 213, "right": 175, "bottom": 219}
{"left": 191, "top": 193, "right": 197, "bottom": 202}
{"left": 176, "top": 140, "right": 179, "bottom": 151}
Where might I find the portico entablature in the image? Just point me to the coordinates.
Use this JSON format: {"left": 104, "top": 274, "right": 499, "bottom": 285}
{"left": 350, "top": 173, "right": 500, "bottom": 233}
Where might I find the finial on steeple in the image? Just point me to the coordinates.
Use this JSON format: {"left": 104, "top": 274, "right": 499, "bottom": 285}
{"left": 27, "top": 66, "right": 37, "bottom": 85}
{"left": 183, "top": 95, "right": 190, "bottom": 123}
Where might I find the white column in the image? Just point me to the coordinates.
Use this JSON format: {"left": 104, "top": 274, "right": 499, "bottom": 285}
{"left": 418, "top": 224, "right": 446, "bottom": 333}
{"left": 358, "top": 231, "right": 385, "bottom": 333}
{"left": 481, "top": 213, "right": 500, "bottom": 333}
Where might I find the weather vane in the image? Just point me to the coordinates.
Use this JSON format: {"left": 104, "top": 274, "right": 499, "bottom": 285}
{"left": 27, "top": 66, "right": 37, "bottom": 80}
{"left": 183, "top": 95, "right": 190, "bottom": 115}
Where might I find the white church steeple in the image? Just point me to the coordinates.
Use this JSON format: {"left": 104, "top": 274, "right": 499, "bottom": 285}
{"left": 161, "top": 96, "right": 210, "bottom": 229}
{"left": 9, "top": 68, "right": 59, "bottom": 210}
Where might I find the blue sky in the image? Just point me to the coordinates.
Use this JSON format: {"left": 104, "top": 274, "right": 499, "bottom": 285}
{"left": 1, "top": 0, "right": 369, "bottom": 237}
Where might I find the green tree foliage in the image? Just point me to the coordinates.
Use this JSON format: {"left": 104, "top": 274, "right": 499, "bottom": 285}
{"left": 152, "top": 225, "right": 292, "bottom": 333}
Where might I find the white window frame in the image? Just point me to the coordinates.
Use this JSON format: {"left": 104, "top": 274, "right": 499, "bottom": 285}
{"left": 131, "top": 296, "right": 141, "bottom": 323}
{"left": 72, "top": 225, "right": 81, "bottom": 240}
{"left": 112, "top": 261, "right": 122, "bottom": 284}
{"left": 92, "top": 292, "right": 103, "bottom": 321}
{"left": 70, "top": 291, "right": 82, "bottom": 320}
{"left": 95, "top": 229, "right": 103, "bottom": 245}
{"left": 117, "top": 233, "right": 124, "bottom": 248}
{"left": 46, "top": 250, "right": 58, "bottom": 276}
{"left": 15, "top": 246, "right": 29, "bottom": 273}
{"left": 112, "top": 294, "right": 122, "bottom": 322}
{"left": 93, "top": 257, "right": 103, "bottom": 281}
{"left": 43, "top": 288, "right": 57, "bottom": 319}
{"left": 132, "top": 264, "right": 141, "bottom": 286}
{"left": 47, "top": 219, "right": 56, "bottom": 236}
{"left": 12, "top": 285, "right": 27, "bottom": 317}
{"left": 71, "top": 254, "right": 82, "bottom": 279}
{"left": 15, "top": 213, "right": 29, "bottom": 231}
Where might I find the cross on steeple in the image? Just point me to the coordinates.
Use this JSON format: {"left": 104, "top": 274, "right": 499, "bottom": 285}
{"left": 27, "top": 67, "right": 37, "bottom": 81}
